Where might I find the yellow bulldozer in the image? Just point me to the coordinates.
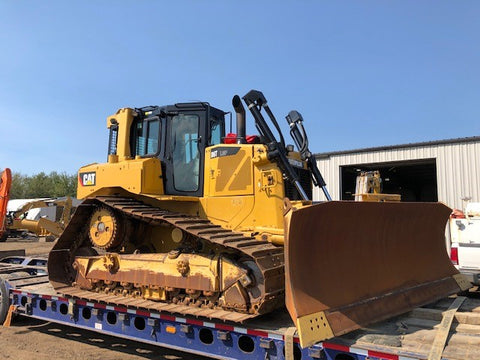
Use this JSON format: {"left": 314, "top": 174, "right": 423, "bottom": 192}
{"left": 48, "top": 90, "right": 468, "bottom": 347}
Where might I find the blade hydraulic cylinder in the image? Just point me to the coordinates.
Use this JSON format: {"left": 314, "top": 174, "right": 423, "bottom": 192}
{"left": 243, "top": 90, "right": 310, "bottom": 201}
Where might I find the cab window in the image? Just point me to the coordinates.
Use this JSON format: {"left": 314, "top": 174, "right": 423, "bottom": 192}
{"left": 171, "top": 114, "right": 200, "bottom": 191}
{"left": 133, "top": 118, "right": 160, "bottom": 156}
{"left": 209, "top": 116, "right": 223, "bottom": 145}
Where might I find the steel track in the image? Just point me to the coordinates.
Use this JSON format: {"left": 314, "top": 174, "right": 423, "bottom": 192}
{"left": 52, "top": 196, "right": 286, "bottom": 322}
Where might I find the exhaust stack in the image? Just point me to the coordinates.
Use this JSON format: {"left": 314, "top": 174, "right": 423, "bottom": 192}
{"left": 232, "top": 95, "right": 246, "bottom": 144}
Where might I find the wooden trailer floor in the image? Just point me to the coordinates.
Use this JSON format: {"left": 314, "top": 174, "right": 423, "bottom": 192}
{"left": 329, "top": 295, "right": 480, "bottom": 359}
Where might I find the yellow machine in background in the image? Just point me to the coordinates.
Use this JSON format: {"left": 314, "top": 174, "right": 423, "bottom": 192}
{"left": 5, "top": 197, "right": 73, "bottom": 240}
{"left": 49, "top": 90, "right": 467, "bottom": 347}
{"left": 354, "top": 170, "right": 401, "bottom": 202}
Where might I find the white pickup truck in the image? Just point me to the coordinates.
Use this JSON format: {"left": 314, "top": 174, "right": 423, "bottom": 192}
{"left": 449, "top": 202, "right": 480, "bottom": 285}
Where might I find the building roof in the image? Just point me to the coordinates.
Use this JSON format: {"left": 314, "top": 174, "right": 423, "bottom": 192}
{"left": 315, "top": 136, "right": 480, "bottom": 159}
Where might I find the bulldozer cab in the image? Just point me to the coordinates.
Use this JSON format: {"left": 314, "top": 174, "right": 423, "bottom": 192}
{"left": 121, "top": 103, "right": 225, "bottom": 197}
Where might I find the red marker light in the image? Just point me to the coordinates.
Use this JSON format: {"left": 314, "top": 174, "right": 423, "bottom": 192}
{"left": 450, "top": 246, "right": 459, "bottom": 265}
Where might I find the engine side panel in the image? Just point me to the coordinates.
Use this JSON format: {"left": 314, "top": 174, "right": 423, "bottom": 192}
{"left": 201, "top": 144, "right": 286, "bottom": 243}
{"left": 77, "top": 157, "right": 164, "bottom": 199}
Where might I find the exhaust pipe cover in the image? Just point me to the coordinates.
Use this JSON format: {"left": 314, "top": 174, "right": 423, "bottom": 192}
{"left": 232, "top": 95, "right": 246, "bottom": 144}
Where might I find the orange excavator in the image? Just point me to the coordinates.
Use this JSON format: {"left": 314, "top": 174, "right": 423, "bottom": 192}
{"left": 0, "top": 169, "right": 12, "bottom": 242}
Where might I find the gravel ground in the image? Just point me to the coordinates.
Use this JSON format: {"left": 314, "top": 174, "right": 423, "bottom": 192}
{"left": 0, "top": 236, "right": 55, "bottom": 256}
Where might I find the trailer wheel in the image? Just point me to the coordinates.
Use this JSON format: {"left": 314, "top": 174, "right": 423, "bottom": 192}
{"left": 0, "top": 272, "right": 31, "bottom": 324}
{"left": 0, "top": 276, "right": 11, "bottom": 324}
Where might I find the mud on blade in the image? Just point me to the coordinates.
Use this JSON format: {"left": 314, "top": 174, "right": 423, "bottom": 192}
{"left": 284, "top": 201, "right": 470, "bottom": 348}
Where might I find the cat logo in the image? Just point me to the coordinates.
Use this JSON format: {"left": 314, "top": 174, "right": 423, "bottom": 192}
{"left": 79, "top": 172, "right": 96, "bottom": 186}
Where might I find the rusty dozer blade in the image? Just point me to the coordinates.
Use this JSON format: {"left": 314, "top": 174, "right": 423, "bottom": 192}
{"left": 284, "top": 201, "right": 470, "bottom": 348}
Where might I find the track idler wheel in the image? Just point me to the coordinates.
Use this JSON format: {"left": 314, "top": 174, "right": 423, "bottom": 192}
{"left": 88, "top": 207, "right": 122, "bottom": 250}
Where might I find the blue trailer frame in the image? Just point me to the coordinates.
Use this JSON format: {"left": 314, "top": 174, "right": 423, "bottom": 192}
{"left": 2, "top": 272, "right": 425, "bottom": 360}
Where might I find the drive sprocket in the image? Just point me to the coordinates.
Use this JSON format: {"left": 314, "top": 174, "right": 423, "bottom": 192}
{"left": 88, "top": 207, "right": 121, "bottom": 250}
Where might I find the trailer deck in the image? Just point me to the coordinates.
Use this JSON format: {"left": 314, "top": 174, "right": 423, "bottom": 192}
{"left": 2, "top": 262, "right": 480, "bottom": 360}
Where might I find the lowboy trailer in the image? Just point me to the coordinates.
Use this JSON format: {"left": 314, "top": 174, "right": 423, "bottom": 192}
{"left": 1, "top": 262, "right": 480, "bottom": 360}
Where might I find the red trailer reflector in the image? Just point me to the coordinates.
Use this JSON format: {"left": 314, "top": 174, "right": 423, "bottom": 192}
{"left": 450, "top": 246, "right": 459, "bottom": 265}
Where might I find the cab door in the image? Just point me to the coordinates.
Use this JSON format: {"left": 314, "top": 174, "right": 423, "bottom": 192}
{"left": 164, "top": 110, "right": 206, "bottom": 197}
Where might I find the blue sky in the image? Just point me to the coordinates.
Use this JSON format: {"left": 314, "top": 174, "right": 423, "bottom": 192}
{"left": 1, "top": 1, "right": 479, "bottom": 175}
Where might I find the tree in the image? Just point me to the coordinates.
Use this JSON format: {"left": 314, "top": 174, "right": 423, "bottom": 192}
{"left": 10, "top": 171, "right": 77, "bottom": 199}
{"left": 9, "top": 172, "right": 27, "bottom": 199}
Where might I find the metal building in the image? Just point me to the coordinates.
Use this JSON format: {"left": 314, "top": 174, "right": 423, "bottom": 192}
{"left": 314, "top": 136, "right": 480, "bottom": 210}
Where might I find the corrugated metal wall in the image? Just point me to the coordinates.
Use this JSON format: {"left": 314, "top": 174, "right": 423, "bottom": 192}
{"left": 314, "top": 139, "right": 480, "bottom": 210}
